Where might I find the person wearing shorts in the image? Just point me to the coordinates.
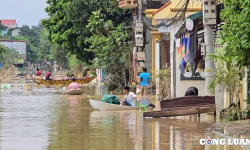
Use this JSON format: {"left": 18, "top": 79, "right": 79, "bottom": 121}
{"left": 137, "top": 67, "right": 151, "bottom": 96}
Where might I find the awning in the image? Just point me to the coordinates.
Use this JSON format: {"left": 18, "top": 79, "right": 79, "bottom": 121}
{"left": 174, "top": 11, "right": 202, "bottom": 39}
{"left": 174, "top": 3, "right": 224, "bottom": 39}
{"left": 189, "top": 11, "right": 202, "bottom": 20}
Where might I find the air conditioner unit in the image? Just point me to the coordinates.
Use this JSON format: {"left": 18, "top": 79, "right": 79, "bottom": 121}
{"left": 203, "top": 0, "right": 217, "bottom": 25}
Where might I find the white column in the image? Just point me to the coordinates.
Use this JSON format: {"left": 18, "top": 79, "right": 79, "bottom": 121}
{"left": 156, "top": 43, "right": 160, "bottom": 72}
{"left": 156, "top": 43, "right": 160, "bottom": 98}
{"left": 170, "top": 40, "right": 174, "bottom": 98}
{"left": 204, "top": 25, "right": 215, "bottom": 96}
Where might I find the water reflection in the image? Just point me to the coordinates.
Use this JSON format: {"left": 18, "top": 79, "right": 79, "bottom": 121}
{"left": 0, "top": 84, "right": 246, "bottom": 150}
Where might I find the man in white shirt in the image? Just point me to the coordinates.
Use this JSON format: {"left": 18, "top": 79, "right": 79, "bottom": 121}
{"left": 120, "top": 86, "right": 140, "bottom": 107}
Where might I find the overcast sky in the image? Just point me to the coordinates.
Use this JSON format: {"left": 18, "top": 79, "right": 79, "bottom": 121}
{"left": 0, "top": 0, "right": 48, "bottom": 27}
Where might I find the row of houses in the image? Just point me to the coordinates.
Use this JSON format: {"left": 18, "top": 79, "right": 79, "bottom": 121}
{"left": 0, "top": 19, "right": 27, "bottom": 69}
{"left": 117, "top": 0, "right": 248, "bottom": 111}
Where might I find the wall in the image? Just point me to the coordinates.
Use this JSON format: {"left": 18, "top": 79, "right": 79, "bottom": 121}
{"left": 171, "top": 0, "right": 202, "bottom": 9}
{"left": 12, "top": 28, "right": 20, "bottom": 37}
{"left": 0, "top": 41, "right": 26, "bottom": 55}
{"left": 153, "top": 0, "right": 202, "bottom": 20}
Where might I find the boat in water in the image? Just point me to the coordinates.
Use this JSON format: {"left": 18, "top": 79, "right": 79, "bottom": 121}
{"left": 33, "top": 76, "right": 95, "bottom": 85}
{"left": 89, "top": 99, "right": 154, "bottom": 111}
{"left": 65, "top": 90, "right": 84, "bottom": 95}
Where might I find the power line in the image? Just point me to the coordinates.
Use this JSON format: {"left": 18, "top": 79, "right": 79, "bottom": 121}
{"left": 137, "top": 0, "right": 190, "bottom": 30}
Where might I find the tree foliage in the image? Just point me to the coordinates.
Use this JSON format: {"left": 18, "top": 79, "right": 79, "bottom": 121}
{"left": 221, "top": 0, "right": 250, "bottom": 67}
{"left": 0, "top": 47, "right": 20, "bottom": 81}
{"left": 153, "top": 69, "right": 171, "bottom": 101}
{"left": 50, "top": 44, "right": 69, "bottom": 69}
{"left": 42, "top": 0, "right": 131, "bottom": 64}
{"left": 0, "top": 21, "right": 6, "bottom": 32}
{"left": 37, "top": 28, "right": 53, "bottom": 62}
{"left": 85, "top": 10, "right": 132, "bottom": 84}
{"left": 207, "top": 49, "right": 242, "bottom": 105}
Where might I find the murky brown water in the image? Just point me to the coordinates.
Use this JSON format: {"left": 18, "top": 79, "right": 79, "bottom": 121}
{"left": 0, "top": 83, "right": 245, "bottom": 150}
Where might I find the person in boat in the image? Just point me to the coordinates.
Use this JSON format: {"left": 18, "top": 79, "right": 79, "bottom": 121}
{"left": 36, "top": 68, "right": 41, "bottom": 76}
{"left": 45, "top": 70, "right": 54, "bottom": 80}
{"left": 63, "top": 78, "right": 84, "bottom": 94}
{"left": 119, "top": 86, "right": 140, "bottom": 106}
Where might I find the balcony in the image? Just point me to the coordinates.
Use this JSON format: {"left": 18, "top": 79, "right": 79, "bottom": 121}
{"left": 146, "top": 0, "right": 169, "bottom": 9}
{"left": 117, "top": 0, "right": 138, "bottom": 9}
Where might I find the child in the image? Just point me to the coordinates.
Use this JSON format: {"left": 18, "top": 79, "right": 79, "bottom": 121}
{"left": 119, "top": 86, "right": 140, "bottom": 107}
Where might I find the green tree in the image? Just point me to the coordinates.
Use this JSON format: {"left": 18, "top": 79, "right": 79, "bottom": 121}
{"left": 221, "top": 0, "right": 250, "bottom": 67}
{"left": 0, "top": 21, "right": 6, "bottom": 32}
{"left": 85, "top": 11, "right": 132, "bottom": 85}
{"left": 207, "top": 49, "right": 242, "bottom": 106}
{"left": 50, "top": 44, "right": 69, "bottom": 69}
{"left": 37, "top": 28, "right": 53, "bottom": 62}
{"left": 0, "top": 47, "right": 20, "bottom": 81}
{"left": 42, "top": 0, "right": 131, "bottom": 64}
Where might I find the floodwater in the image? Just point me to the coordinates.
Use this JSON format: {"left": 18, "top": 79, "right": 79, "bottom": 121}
{"left": 0, "top": 83, "right": 245, "bottom": 150}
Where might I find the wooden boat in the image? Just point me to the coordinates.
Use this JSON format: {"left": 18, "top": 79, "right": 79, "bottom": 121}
{"left": 33, "top": 76, "right": 95, "bottom": 85}
{"left": 65, "top": 90, "right": 83, "bottom": 95}
{"left": 89, "top": 99, "right": 154, "bottom": 111}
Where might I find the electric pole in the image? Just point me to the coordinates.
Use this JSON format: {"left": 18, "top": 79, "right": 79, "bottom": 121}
{"left": 203, "top": 0, "right": 216, "bottom": 96}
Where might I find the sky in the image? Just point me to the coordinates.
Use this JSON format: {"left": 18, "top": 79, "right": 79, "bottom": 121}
{"left": 0, "top": 0, "right": 48, "bottom": 27}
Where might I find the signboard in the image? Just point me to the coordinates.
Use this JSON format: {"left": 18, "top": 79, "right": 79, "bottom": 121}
{"left": 186, "top": 19, "right": 194, "bottom": 31}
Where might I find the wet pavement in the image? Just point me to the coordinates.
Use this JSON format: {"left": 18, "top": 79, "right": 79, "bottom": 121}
{"left": 0, "top": 83, "right": 246, "bottom": 150}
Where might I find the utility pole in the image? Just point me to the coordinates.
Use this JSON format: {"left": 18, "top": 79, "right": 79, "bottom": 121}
{"left": 204, "top": 25, "right": 214, "bottom": 96}
{"left": 134, "top": 0, "right": 144, "bottom": 83}
{"left": 138, "top": 0, "right": 142, "bottom": 21}
{"left": 203, "top": 0, "right": 216, "bottom": 96}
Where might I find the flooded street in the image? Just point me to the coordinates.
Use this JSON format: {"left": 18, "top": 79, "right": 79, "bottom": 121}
{"left": 0, "top": 84, "right": 245, "bottom": 150}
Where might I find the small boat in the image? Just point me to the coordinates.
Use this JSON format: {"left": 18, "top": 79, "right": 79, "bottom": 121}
{"left": 33, "top": 76, "right": 95, "bottom": 85}
{"left": 89, "top": 99, "right": 154, "bottom": 111}
{"left": 65, "top": 90, "right": 83, "bottom": 95}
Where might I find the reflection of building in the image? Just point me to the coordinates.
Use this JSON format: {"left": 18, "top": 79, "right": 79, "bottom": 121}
{"left": 0, "top": 39, "right": 28, "bottom": 69}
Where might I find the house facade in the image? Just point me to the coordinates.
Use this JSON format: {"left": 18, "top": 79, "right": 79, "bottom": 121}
{"left": 11, "top": 27, "right": 21, "bottom": 37}
{"left": 0, "top": 39, "right": 28, "bottom": 69}
{"left": 0, "top": 19, "right": 18, "bottom": 36}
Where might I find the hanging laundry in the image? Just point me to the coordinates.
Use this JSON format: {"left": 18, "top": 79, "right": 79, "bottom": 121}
{"left": 189, "top": 31, "right": 198, "bottom": 77}
{"left": 177, "top": 38, "right": 183, "bottom": 64}
{"left": 179, "top": 36, "right": 188, "bottom": 75}
{"left": 181, "top": 36, "right": 187, "bottom": 60}
{"left": 179, "top": 57, "right": 186, "bottom": 75}
{"left": 186, "top": 33, "right": 191, "bottom": 62}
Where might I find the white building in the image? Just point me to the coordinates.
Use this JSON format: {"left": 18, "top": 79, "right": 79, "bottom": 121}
{"left": 11, "top": 27, "right": 21, "bottom": 37}
{"left": 0, "top": 39, "right": 28, "bottom": 68}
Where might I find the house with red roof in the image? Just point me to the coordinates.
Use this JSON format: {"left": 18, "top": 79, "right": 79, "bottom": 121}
{"left": 0, "top": 19, "right": 18, "bottom": 36}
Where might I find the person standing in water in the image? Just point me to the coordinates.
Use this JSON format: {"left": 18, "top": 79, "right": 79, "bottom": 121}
{"left": 63, "top": 78, "right": 84, "bottom": 94}
{"left": 137, "top": 67, "right": 151, "bottom": 96}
